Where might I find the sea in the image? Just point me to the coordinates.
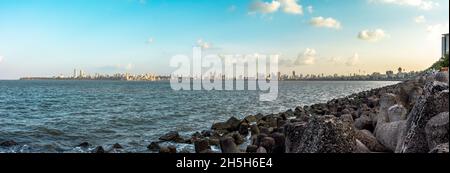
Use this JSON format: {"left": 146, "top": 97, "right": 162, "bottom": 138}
{"left": 0, "top": 80, "right": 399, "bottom": 153}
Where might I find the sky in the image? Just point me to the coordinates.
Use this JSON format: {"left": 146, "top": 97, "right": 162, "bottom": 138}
{"left": 0, "top": 0, "right": 449, "bottom": 79}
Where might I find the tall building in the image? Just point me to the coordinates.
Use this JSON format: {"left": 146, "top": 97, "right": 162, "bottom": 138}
{"left": 443, "top": 33, "right": 449, "bottom": 57}
{"left": 73, "top": 69, "right": 77, "bottom": 78}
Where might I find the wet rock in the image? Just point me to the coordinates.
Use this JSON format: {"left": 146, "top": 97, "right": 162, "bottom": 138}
{"left": 112, "top": 143, "right": 123, "bottom": 149}
{"left": 92, "top": 146, "right": 105, "bottom": 153}
{"left": 159, "top": 131, "right": 185, "bottom": 143}
{"left": 253, "top": 134, "right": 268, "bottom": 147}
{"left": 0, "top": 140, "right": 18, "bottom": 147}
{"left": 159, "top": 146, "right": 171, "bottom": 153}
{"left": 208, "top": 138, "right": 220, "bottom": 146}
{"left": 246, "top": 145, "right": 258, "bottom": 153}
{"left": 201, "top": 130, "right": 213, "bottom": 137}
{"left": 399, "top": 82, "right": 449, "bottom": 153}
{"left": 429, "top": 143, "right": 449, "bottom": 153}
{"left": 238, "top": 122, "right": 250, "bottom": 136}
{"left": 77, "top": 142, "right": 90, "bottom": 148}
{"left": 425, "top": 112, "right": 449, "bottom": 151}
{"left": 250, "top": 124, "right": 260, "bottom": 135}
{"left": 387, "top": 105, "right": 407, "bottom": 122}
{"left": 271, "top": 132, "right": 286, "bottom": 153}
{"left": 212, "top": 116, "right": 241, "bottom": 131}
{"left": 356, "top": 130, "right": 388, "bottom": 152}
{"left": 285, "top": 115, "right": 357, "bottom": 153}
{"left": 354, "top": 139, "right": 371, "bottom": 153}
{"left": 259, "top": 127, "right": 270, "bottom": 135}
{"left": 260, "top": 137, "right": 275, "bottom": 153}
{"left": 244, "top": 115, "right": 258, "bottom": 124}
{"left": 220, "top": 137, "right": 240, "bottom": 153}
{"left": 354, "top": 115, "right": 374, "bottom": 132}
{"left": 147, "top": 142, "right": 160, "bottom": 151}
{"left": 231, "top": 132, "right": 244, "bottom": 145}
{"left": 194, "top": 139, "right": 211, "bottom": 153}
{"left": 256, "top": 147, "right": 267, "bottom": 153}
{"left": 168, "top": 145, "right": 177, "bottom": 153}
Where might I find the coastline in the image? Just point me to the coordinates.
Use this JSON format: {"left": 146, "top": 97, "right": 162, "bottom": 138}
{"left": 1, "top": 72, "right": 448, "bottom": 153}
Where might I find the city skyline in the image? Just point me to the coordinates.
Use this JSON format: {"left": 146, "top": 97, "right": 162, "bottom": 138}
{"left": 1, "top": 0, "right": 449, "bottom": 79}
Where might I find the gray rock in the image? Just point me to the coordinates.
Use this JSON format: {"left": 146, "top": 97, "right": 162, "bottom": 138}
{"left": 271, "top": 132, "right": 286, "bottom": 153}
{"left": 354, "top": 115, "right": 374, "bottom": 131}
{"left": 159, "top": 131, "right": 185, "bottom": 143}
{"left": 147, "top": 142, "right": 160, "bottom": 151}
{"left": 387, "top": 105, "right": 407, "bottom": 122}
{"left": 194, "top": 139, "right": 211, "bottom": 153}
{"left": 354, "top": 139, "right": 371, "bottom": 153}
{"left": 356, "top": 130, "right": 388, "bottom": 152}
{"left": 0, "top": 140, "right": 18, "bottom": 147}
{"left": 92, "top": 146, "right": 105, "bottom": 153}
{"left": 398, "top": 81, "right": 449, "bottom": 153}
{"left": 435, "top": 71, "right": 449, "bottom": 84}
{"left": 211, "top": 116, "right": 241, "bottom": 132}
{"left": 429, "top": 143, "right": 449, "bottom": 153}
{"left": 220, "top": 137, "right": 241, "bottom": 153}
{"left": 256, "top": 146, "right": 267, "bottom": 153}
{"left": 246, "top": 145, "right": 258, "bottom": 153}
{"left": 374, "top": 120, "right": 406, "bottom": 152}
{"left": 425, "top": 112, "right": 449, "bottom": 151}
{"left": 250, "top": 124, "right": 260, "bottom": 135}
{"left": 260, "top": 137, "right": 275, "bottom": 153}
{"left": 285, "top": 115, "right": 356, "bottom": 153}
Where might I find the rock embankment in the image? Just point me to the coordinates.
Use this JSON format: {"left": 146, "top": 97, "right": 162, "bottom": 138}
{"left": 158, "top": 71, "right": 449, "bottom": 153}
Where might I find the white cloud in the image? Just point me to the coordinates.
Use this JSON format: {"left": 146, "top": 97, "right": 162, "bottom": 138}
{"left": 307, "top": 6, "right": 313, "bottom": 14}
{"left": 197, "top": 39, "right": 212, "bottom": 49}
{"left": 370, "top": 0, "right": 439, "bottom": 10}
{"left": 278, "top": 0, "right": 303, "bottom": 14}
{"left": 346, "top": 53, "right": 360, "bottom": 66}
{"left": 358, "top": 29, "right": 388, "bottom": 42}
{"left": 310, "top": 17, "right": 342, "bottom": 29}
{"left": 414, "top": 15, "right": 426, "bottom": 23}
{"left": 426, "top": 23, "right": 449, "bottom": 40}
{"left": 249, "top": 0, "right": 281, "bottom": 14}
{"left": 294, "top": 48, "right": 317, "bottom": 65}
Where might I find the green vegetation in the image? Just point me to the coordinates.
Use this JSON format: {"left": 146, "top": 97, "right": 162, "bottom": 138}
{"left": 429, "top": 54, "right": 449, "bottom": 70}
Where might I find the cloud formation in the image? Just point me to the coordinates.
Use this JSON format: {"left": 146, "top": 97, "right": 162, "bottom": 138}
{"left": 414, "top": 15, "right": 426, "bottom": 23}
{"left": 294, "top": 48, "right": 317, "bottom": 65}
{"left": 346, "top": 53, "right": 360, "bottom": 66}
{"left": 310, "top": 17, "right": 342, "bottom": 29}
{"left": 370, "top": 0, "right": 438, "bottom": 10}
{"left": 358, "top": 29, "right": 388, "bottom": 42}
{"left": 249, "top": 0, "right": 303, "bottom": 15}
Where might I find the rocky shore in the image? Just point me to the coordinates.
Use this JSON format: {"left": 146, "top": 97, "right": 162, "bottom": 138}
{"left": 152, "top": 71, "right": 449, "bottom": 153}
{"left": 1, "top": 71, "right": 448, "bottom": 153}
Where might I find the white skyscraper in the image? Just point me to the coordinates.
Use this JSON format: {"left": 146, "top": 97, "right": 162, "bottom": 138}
{"left": 443, "top": 33, "right": 449, "bottom": 57}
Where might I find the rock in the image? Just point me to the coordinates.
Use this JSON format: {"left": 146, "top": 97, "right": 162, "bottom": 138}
{"left": 374, "top": 120, "right": 406, "bottom": 152}
{"left": 354, "top": 115, "right": 374, "bottom": 132}
{"left": 425, "top": 112, "right": 449, "bottom": 151}
{"left": 231, "top": 132, "right": 244, "bottom": 145}
{"left": 238, "top": 122, "right": 250, "bottom": 136}
{"left": 201, "top": 130, "right": 213, "bottom": 137}
{"left": 208, "top": 138, "right": 220, "bottom": 146}
{"left": 354, "top": 139, "right": 371, "bottom": 153}
{"left": 387, "top": 105, "right": 407, "bottom": 122}
{"left": 220, "top": 137, "right": 240, "bottom": 153}
{"left": 355, "top": 130, "right": 388, "bottom": 152}
{"left": 168, "top": 145, "right": 177, "bottom": 153}
{"left": 159, "top": 146, "right": 171, "bottom": 153}
{"left": 194, "top": 139, "right": 211, "bottom": 153}
{"left": 271, "top": 132, "right": 286, "bottom": 153}
{"left": 147, "top": 142, "right": 160, "bottom": 151}
{"left": 244, "top": 115, "right": 258, "bottom": 123}
{"left": 260, "top": 137, "right": 275, "bottom": 153}
{"left": 285, "top": 115, "right": 357, "bottom": 153}
{"left": 0, "top": 140, "right": 18, "bottom": 147}
{"left": 250, "top": 124, "right": 260, "bottom": 135}
{"left": 112, "top": 143, "right": 123, "bottom": 149}
{"left": 253, "top": 134, "right": 268, "bottom": 147}
{"left": 435, "top": 71, "right": 449, "bottom": 84}
{"left": 256, "top": 147, "right": 267, "bottom": 153}
{"left": 92, "top": 146, "right": 105, "bottom": 153}
{"left": 77, "top": 142, "right": 90, "bottom": 148}
{"left": 212, "top": 117, "right": 241, "bottom": 131}
{"left": 399, "top": 82, "right": 449, "bottom": 153}
{"left": 259, "top": 127, "right": 270, "bottom": 135}
{"left": 429, "top": 143, "right": 449, "bottom": 153}
{"left": 246, "top": 145, "right": 258, "bottom": 153}
{"left": 159, "top": 131, "right": 185, "bottom": 143}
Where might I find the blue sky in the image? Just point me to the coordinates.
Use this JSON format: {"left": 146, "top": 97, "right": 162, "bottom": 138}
{"left": 0, "top": 0, "right": 449, "bottom": 79}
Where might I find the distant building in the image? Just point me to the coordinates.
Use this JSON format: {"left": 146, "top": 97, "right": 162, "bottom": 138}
{"left": 443, "top": 33, "right": 449, "bottom": 57}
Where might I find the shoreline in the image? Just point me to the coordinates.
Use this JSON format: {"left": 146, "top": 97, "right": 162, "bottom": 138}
{"left": 1, "top": 73, "right": 448, "bottom": 153}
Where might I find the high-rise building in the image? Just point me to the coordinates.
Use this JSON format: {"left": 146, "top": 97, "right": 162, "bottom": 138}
{"left": 443, "top": 33, "right": 449, "bottom": 57}
{"left": 73, "top": 69, "right": 77, "bottom": 78}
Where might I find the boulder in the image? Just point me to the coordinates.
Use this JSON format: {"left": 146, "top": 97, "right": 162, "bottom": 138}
{"left": 256, "top": 147, "right": 267, "bottom": 153}
{"left": 112, "top": 143, "right": 123, "bottom": 149}
{"left": 194, "top": 139, "right": 211, "bottom": 153}
{"left": 0, "top": 140, "right": 18, "bottom": 147}
{"left": 212, "top": 116, "right": 241, "bottom": 131}
{"left": 429, "top": 143, "right": 449, "bottom": 153}
{"left": 354, "top": 139, "right": 371, "bottom": 153}
{"left": 250, "top": 124, "right": 260, "bottom": 135}
{"left": 435, "top": 71, "right": 449, "bottom": 84}
{"left": 230, "top": 132, "right": 244, "bottom": 145}
{"left": 238, "top": 122, "right": 250, "bottom": 136}
{"left": 77, "top": 142, "right": 90, "bottom": 148}
{"left": 354, "top": 115, "right": 374, "bottom": 132}
{"left": 260, "top": 137, "right": 275, "bottom": 153}
{"left": 425, "top": 112, "right": 449, "bottom": 151}
{"left": 285, "top": 115, "right": 357, "bottom": 153}
{"left": 92, "top": 146, "right": 105, "bottom": 153}
{"left": 374, "top": 120, "right": 406, "bottom": 152}
{"left": 168, "top": 145, "right": 177, "bottom": 153}
{"left": 355, "top": 130, "right": 388, "bottom": 152}
{"left": 159, "top": 131, "right": 185, "bottom": 143}
{"left": 147, "top": 142, "right": 160, "bottom": 151}
{"left": 387, "top": 105, "right": 407, "bottom": 122}
{"left": 246, "top": 145, "right": 258, "bottom": 153}
{"left": 220, "top": 137, "right": 240, "bottom": 153}
{"left": 398, "top": 81, "right": 449, "bottom": 153}
{"left": 271, "top": 132, "right": 286, "bottom": 153}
